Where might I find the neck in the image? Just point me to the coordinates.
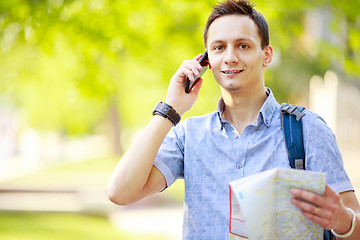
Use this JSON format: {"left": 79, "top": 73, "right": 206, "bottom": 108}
{"left": 221, "top": 87, "right": 268, "bottom": 134}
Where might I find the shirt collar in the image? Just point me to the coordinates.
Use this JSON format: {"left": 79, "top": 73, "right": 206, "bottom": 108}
{"left": 216, "top": 88, "right": 279, "bottom": 129}
{"left": 216, "top": 97, "right": 226, "bottom": 130}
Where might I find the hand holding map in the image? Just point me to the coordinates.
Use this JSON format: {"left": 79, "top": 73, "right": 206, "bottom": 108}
{"left": 229, "top": 168, "right": 326, "bottom": 240}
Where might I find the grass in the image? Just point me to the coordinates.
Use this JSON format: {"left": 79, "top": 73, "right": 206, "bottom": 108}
{"left": 0, "top": 212, "right": 165, "bottom": 240}
{"left": 0, "top": 156, "right": 184, "bottom": 239}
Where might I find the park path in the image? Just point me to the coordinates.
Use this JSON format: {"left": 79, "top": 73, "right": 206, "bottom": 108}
{"left": 0, "top": 171, "right": 183, "bottom": 240}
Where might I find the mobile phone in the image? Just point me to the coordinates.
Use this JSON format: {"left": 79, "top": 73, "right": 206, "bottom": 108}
{"left": 185, "top": 51, "right": 208, "bottom": 93}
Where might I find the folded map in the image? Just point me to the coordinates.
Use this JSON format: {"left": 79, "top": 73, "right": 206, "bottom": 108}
{"left": 229, "top": 168, "right": 326, "bottom": 240}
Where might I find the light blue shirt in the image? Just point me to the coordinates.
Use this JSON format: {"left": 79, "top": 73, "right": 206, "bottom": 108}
{"left": 154, "top": 89, "right": 353, "bottom": 240}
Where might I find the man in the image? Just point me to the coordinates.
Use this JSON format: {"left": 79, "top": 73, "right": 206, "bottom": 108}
{"left": 107, "top": 0, "right": 360, "bottom": 239}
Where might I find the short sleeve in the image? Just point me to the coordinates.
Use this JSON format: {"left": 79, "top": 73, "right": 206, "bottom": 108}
{"left": 153, "top": 124, "right": 185, "bottom": 188}
{"left": 303, "top": 111, "right": 353, "bottom": 193}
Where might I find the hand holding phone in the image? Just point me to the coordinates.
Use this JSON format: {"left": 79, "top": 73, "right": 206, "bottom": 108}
{"left": 185, "top": 51, "right": 208, "bottom": 93}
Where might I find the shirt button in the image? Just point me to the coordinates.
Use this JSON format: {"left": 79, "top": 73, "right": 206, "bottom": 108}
{"left": 265, "top": 119, "right": 269, "bottom": 125}
{"left": 234, "top": 134, "right": 239, "bottom": 139}
{"left": 236, "top": 163, "right": 242, "bottom": 169}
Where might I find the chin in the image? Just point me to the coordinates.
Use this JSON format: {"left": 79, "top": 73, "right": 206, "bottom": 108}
{"left": 220, "top": 84, "right": 243, "bottom": 94}
{"left": 222, "top": 81, "right": 242, "bottom": 91}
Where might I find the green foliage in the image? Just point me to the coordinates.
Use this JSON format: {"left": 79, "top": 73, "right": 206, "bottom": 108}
{"left": 255, "top": 0, "right": 360, "bottom": 103}
{"left": 0, "top": 0, "right": 359, "bottom": 136}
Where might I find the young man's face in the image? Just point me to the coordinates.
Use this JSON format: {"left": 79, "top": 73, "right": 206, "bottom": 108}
{"left": 206, "top": 15, "right": 272, "bottom": 94}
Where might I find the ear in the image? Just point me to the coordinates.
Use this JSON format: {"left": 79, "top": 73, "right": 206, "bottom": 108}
{"left": 262, "top": 45, "right": 273, "bottom": 67}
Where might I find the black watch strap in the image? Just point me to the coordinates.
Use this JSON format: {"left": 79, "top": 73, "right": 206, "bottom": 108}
{"left": 152, "top": 101, "right": 181, "bottom": 126}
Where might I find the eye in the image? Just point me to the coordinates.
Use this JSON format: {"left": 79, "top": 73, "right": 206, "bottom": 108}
{"left": 239, "top": 44, "right": 249, "bottom": 50}
{"left": 213, "top": 45, "right": 224, "bottom": 51}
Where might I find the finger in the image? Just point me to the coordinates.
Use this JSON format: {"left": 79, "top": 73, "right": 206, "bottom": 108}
{"left": 190, "top": 55, "right": 205, "bottom": 70}
{"left": 300, "top": 208, "right": 331, "bottom": 228}
{"left": 290, "top": 188, "right": 324, "bottom": 206}
{"left": 291, "top": 197, "right": 321, "bottom": 216}
{"left": 291, "top": 197, "right": 332, "bottom": 228}
{"left": 182, "top": 61, "right": 202, "bottom": 76}
{"left": 193, "top": 53, "right": 203, "bottom": 61}
{"left": 181, "top": 68, "right": 196, "bottom": 82}
{"left": 173, "top": 68, "right": 192, "bottom": 83}
{"left": 191, "top": 77, "right": 203, "bottom": 95}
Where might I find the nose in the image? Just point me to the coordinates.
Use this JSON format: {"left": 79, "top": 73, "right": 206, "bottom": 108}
{"left": 223, "top": 47, "right": 238, "bottom": 65}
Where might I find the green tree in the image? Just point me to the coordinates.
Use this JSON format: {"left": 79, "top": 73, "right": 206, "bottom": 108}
{"left": 0, "top": 0, "right": 359, "bottom": 154}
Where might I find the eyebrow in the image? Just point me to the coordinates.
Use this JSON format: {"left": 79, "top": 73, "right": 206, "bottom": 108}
{"left": 209, "top": 37, "right": 255, "bottom": 46}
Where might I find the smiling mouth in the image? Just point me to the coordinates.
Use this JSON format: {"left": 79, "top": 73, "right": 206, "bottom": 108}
{"left": 222, "top": 70, "right": 244, "bottom": 74}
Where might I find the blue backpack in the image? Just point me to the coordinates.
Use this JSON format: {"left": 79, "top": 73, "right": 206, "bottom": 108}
{"left": 280, "top": 103, "right": 336, "bottom": 240}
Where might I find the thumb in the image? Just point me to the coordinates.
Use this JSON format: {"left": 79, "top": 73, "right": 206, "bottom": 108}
{"left": 191, "top": 78, "right": 203, "bottom": 95}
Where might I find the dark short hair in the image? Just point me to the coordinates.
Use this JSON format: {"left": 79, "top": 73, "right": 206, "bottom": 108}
{"left": 203, "top": 0, "right": 269, "bottom": 49}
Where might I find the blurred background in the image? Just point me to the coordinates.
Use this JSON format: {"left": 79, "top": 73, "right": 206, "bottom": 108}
{"left": 0, "top": 0, "right": 359, "bottom": 239}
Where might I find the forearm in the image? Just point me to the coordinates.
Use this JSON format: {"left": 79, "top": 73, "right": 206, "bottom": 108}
{"left": 332, "top": 191, "right": 360, "bottom": 240}
{"left": 333, "top": 210, "right": 359, "bottom": 240}
{"left": 106, "top": 115, "right": 172, "bottom": 205}
{"left": 290, "top": 186, "right": 360, "bottom": 240}
{"left": 107, "top": 54, "right": 204, "bottom": 205}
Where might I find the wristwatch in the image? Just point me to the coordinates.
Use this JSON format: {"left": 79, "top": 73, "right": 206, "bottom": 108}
{"left": 152, "top": 101, "right": 181, "bottom": 126}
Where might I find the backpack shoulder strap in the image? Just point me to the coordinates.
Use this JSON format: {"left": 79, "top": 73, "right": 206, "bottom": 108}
{"left": 280, "top": 103, "right": 306, "bottom": 170}
{"left": 280, "top": 103, "right": 336, "bottom": 239}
